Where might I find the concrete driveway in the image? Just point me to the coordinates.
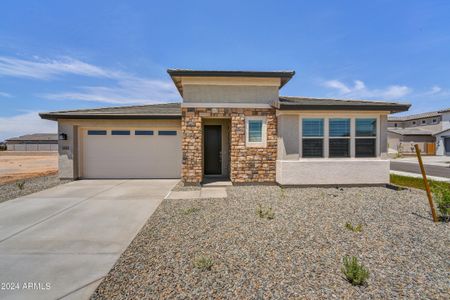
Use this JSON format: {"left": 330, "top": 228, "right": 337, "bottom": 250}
{"left": 0, "top": 179, "right": 178, "bottom": 300}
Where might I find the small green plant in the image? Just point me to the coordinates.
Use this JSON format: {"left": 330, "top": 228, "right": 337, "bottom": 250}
{"left": 193, "top": 256, "right": 214, "bottom": 271}
{"left": 182, "top": 207, "right": 200, "bottom": 215}
{"left": 432, "top": 184, "right": 450, "bottom": 222}
{"left": 345, "top": 222, "right": 363, "bottom": 233}
{"left": 257, "top": 204, "right": 275, "bottom": 220}
{"left": 16, "top": 181, "right": 25, "bottom": 190}
{"left": 341, "top": 256, "right": 369, "bottom": 286}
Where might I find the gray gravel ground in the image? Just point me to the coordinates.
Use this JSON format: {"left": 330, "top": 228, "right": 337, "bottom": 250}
{"left": 92, "top": 186, "right": 450, "bottom": 299}
{"left": 0, "top": 175, "right": 68, "bottom": 203}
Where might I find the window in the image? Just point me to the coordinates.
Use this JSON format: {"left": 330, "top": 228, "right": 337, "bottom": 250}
{"left": 355, "top": 118, "right": 376, "bottom": 157}
{"left": 135, "top": 130, "right": 154, "bottom": 135}
{"left": 87, "top": 130, "right": 106, "bottom": 135}
{"left": 245, "top": 117, "right": 267, "bottom": 147}
{"left": 329, "top": 118, "right": 350, "bottom": 157}
{"left": 248, "top": 120, "right": 263, "bottom": 142}
{"left": 412, "top": 121, "right": 416, "bottom": 125}
{"left": 433, "top": 119, "right": 437, "bottom": 123}
{"left": 422, "top": 120, "right": 426, "bottom": 124}
{"left": 158, "top": 130, "right": 177, "bottom": 136}
{"left": 394, "top": 123, "right": 398, "bottom": 127}
{"left": 302, "top": 118, "right": 324, "bottom": 157}
{"left": 111, "top": 130, "right": 130, "bottom": 135}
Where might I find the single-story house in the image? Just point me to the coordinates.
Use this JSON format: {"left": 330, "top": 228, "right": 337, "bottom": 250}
{"left": 387, "top": 108, "right": 450, "bottom": 156}
{"left": 40, "top": 69, "right": 410, "bottom": 185}
{"left": 5, "top": 133, "right": 58, "bottom": 151}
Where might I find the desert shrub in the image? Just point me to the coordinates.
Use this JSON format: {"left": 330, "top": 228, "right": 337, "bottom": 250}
{"left": 432, "top": 184, "right": 450, "bottom": 222}
{"left": 345, "top": 222, "right": 363, "bottom": 233}
{"left": 193, "top": 256, "right": 213, "bottom": 271}
{"left": 257, "top": 204, "right": 275, "bottom": 220}
{"left": 16, "top": 181, "right": 25, "bottom": 190}
{"left": 341, "top": 256, "right": 369, "bottom": 286}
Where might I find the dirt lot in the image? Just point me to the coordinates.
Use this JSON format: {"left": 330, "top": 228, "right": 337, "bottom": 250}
{"left": 0, "top": 153, "right": 58, "bottom": 184}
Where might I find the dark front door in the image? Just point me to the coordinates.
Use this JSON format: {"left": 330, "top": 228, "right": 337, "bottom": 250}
{"left": 204, "top": 125, "right": 222, "bottom": 175}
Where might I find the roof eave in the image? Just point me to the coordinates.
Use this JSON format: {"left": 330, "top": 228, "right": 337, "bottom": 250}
{"left": 39, "top": 113, "right": 181, "bottom": 121}
{"left": 278, "top": 104, "right": 411, "bottom": 113}
{"left": 167, "top": 69, "right": 296, "bottom": 96}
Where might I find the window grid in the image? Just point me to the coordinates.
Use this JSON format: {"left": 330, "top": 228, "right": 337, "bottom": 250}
{"left": 329, "top": 118, "right": 350, "bottom": 158}
{"left": 248, "top": 120, "right": 263, "bottom": 142}
{"left": 300, "top": 117, "right": 378, "bottom": 159}
{"left": 302, "top": 118, "right": 324, "bottom": 158}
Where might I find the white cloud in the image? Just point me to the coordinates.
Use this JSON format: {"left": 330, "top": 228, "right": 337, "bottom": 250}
{"left": 0, "top": 55, "right": 180, "bottom": 104}
{"left": 322, "top": 79, "right": 411, "bottom": 99}
{"left": 0, "top": 56, "right": 119, "bottom": 80}
{"left": 0, "top": 111, "right": 56, "bottom": 142}
{"left": 429, "top": 85, "right": 442, "bottom": 94}
{"left": 44, "top": 77, "right": 179, "bottom": 104}
{"left": 0, "top": 91, "right": 11, "bottom": 97}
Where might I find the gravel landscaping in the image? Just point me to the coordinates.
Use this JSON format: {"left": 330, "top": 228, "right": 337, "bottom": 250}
{"left": 0, "top": 175, "right": 69, "bottom": 203}
{"left": 92, "top": 186, "right": 449, "bottom": 299}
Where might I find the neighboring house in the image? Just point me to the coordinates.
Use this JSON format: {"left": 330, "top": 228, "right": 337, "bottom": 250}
{"left": 5, "top": 133, "right": 58, "bottom": 151}
{"left": 387, "top": 108, "right": 450, "bottom": 156}
{"left": 40, "top": 69, "right": 410, "bottom": 185}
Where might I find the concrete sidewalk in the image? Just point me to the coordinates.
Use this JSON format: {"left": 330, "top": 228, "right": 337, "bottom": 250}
{"left": 0, "top": 179, "right": 178, "bottom": 300}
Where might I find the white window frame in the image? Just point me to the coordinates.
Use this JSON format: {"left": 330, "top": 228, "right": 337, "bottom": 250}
{"left": 355, "top": 118, "right": 378, "bottom": 158}
{"left": 298, "top": 114, "right": 380, "bottom": 159}
{"left": 245, "top": 116, "right": 267, "bottom": 147}
{"left": 301, "top": 118, "right": 325, "bottom": 158}
{"left": 328, "top": 118, "right": 351, "bottom": 158}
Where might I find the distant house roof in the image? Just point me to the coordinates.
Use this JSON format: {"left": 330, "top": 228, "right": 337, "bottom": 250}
{"left": 167, "top": 69, "right": 295, "bottom": 96}
{"left": 387, "top": 122, "right": 444, "bottom": 136}
{"left": 6, "top": 133, "right": 58, "bottom": 142}
{"left": 278, "top": 96, "right": 410, "bottom": 113}
{"left": 438, "top": 108, "right": 450, "bottom": 113}
{"left": 388, "top": 110, "right": 442, "bottom": 121}
{"left": 387, "top": 128, "right": 435, "bottom": 136}
{"left": 40, "top": 103, "right": 182, "bottom": 120}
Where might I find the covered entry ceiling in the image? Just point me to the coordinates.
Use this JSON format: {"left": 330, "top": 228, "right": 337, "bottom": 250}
{"left": 80, "top": 128, "right": 181, "bottom": 179}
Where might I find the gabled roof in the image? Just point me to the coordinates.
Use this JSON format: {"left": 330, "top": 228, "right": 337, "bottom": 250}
{"left": 39, "top": 103, "right": 182, "bottom": 120}
{"left": 278, "top": 96, "right": 410, "bottom": 113}
{"left": 167, "top": 69, "right": 295, "bottom": 96}
{"left": 6, "top": 133, "right": 58, "bottom": 142}
{"left": 388, "top": 110, "right": 442, "bottom": 121}
{"left": 438, "top": 108, "right": 450, "bottom": 113}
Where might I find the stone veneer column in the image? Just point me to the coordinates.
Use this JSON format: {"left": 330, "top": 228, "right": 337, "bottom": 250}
{"left": 230, "top": 108, "right": 277, "bottom": 183}
{"left": 181, "top": 108, "right": 203, "bottom": 184}
{"left": 181, "top": 107, "right": 277, "bottom": 184}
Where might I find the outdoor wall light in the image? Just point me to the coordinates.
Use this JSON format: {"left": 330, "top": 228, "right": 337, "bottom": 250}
{"left": 59, "top": 133, "right": 67, "bottom": 140}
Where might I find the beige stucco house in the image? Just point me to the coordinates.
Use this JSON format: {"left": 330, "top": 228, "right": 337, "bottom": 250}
{"left": 40, "top": 69, "right": 410, "bottom": 185}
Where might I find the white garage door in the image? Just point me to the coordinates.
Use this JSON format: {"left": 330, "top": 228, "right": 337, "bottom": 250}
{"left": 81, "top": 128, "right": 181, "bottom": 179}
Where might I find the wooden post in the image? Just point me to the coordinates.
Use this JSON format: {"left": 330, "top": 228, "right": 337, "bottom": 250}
{"left": 414, "top": 144, "right": 438, "bottom": 222}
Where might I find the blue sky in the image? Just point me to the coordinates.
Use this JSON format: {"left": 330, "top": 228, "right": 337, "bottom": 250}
{"left": 1, "top": 0, "right": 449, "bottom": 141}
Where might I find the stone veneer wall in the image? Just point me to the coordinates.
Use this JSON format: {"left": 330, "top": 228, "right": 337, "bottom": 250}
{"left": 181, "top": 107, "right": 277, "bottom": 184}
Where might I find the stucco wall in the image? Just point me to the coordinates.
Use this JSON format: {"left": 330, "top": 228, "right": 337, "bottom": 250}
{"left": 276, "top": 159, "right": 390, "bottom": 185}
{"left": 277, "top": 115, "right": 299, "bottom": 159}
{"left": 182, "top": 85, "right": 278, "bottom": 104}
{"left": 442, "top": 112, "right": 450, "bottom": 131}
{"left": 58, "top": 122, "right": 78, "bottom": 179}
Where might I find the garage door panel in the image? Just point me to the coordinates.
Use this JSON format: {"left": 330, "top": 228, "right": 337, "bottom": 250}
{"left": 81, "top": 129, "right": 181, "bottom": 179}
